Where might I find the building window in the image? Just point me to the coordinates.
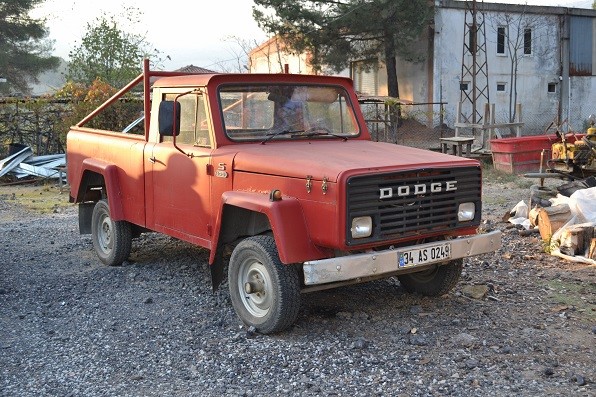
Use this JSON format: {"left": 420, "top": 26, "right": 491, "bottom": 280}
{"left": 497, "top": 26, "right": 506, "bottom": 55}
{"left": 497, "top": 83, "right": 506, "bottom": 92}
{"left": 524, "top": 28, "right": 532, "bottom": 55}
{"left": 460, "top": 81, "right": 469, "bottom": 91}
{"left": 548, "top": 83, "right": 557, "bottom": 93}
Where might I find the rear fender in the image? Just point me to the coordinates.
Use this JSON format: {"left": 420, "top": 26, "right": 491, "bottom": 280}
{"left": 76, "top": 158, "right": 125, "bottom": 221}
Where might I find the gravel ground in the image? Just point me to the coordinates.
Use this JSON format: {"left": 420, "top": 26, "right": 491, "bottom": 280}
{"left": 1, "top": 178, "right": 595, "bottom": 397}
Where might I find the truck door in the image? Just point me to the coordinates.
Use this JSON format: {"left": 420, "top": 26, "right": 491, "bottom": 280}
{"left": 146, "top": 92, "right": 213, "bottom": 247}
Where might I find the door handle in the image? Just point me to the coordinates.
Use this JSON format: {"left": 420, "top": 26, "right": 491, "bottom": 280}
{"left": 149, "top": 156, "right": 156, "bottom": 164}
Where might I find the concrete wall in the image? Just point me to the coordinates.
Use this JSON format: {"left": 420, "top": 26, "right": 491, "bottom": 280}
{"left": 433, "top": 6, "right": 562, "bottom": 135}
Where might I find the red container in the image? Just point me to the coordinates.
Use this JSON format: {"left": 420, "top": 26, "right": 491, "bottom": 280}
{"left": 490, "top": 134, "right": 582, "bottom": 174}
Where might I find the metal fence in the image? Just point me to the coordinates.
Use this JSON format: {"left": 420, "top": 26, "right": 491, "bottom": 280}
{"left": 490, "top": 107, "right": 596, "bottom": 137}
{"left": 0, "top": 96, "right": 144, "bottom": 158}
{"left": 359, "top": 100, "right": 449, "bottom": 150}
{"left": 0, "top": 98, "right": 69, "bottom": 158}
{"left": 360, "top": 98, "right": 596, "bottom": 152}
{"left": 3, "top": 96, "right": 594, "bottom": 158}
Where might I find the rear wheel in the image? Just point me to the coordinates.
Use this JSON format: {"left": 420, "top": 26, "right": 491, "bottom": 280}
{"left": 398, "top": 259, "right": 463, "bottom": 296}
{"left": 91, "top": 199, "right": 132, "bottom": 266}
{"left": 228, "top": 235, "right": 301, "bottom": 334}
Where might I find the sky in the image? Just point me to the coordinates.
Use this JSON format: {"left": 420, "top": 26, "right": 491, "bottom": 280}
{"left": 31, "top": 0, "right": 269, "bottom": 71}
{"left": 32, "top": 0, "right": 593, "bottom": 72}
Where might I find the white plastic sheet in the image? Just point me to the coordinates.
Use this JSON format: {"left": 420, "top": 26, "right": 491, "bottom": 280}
{"left": 569, "top": 186, "right": 596, "bottom": 223}
{"left": 508, "top": 200, "right": 531, "bottom": 230}
{"left": 551, "top": 186, "right": 596, "bottom": 264}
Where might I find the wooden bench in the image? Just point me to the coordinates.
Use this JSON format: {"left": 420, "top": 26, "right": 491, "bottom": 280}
{"left": 439, "top": 137, "right": 474, "bottom": 156}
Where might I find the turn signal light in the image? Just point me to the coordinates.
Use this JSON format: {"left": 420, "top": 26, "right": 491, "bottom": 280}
{"left": 269, "top": 189, "right": 283, "bottom": 201}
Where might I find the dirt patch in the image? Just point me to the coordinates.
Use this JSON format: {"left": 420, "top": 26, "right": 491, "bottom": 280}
{"left": 0, "top": 182, "right": 70, "bottom": 221}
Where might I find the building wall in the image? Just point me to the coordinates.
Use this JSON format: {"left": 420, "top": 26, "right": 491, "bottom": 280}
{"left": 397, "top": 31, "right": 432, "bottom": 105}
{"left": 249, "top": 37, "right": 314, "bottom": 74}
{"left": 249, "top": 2, "right": 595, "bottom": 134}
{"left": 433, "top": 5, "right": 562, "bottom": 134}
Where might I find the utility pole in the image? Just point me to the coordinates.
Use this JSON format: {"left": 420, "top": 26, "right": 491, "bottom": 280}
{"left": 460, "top": 0, "right": 490, "bottom": 127}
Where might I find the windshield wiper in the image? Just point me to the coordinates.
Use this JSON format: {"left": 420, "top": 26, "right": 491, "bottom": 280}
{"left": 301, "top": 128, "right": 348, "bottom": 141}
{"left": 261, "top": 129, "right": 304, "bottom": 144}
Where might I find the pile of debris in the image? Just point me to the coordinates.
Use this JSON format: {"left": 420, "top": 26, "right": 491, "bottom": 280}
{"left": 0, "top": 145, "right": 66, "bottom": 184}
{"left": 508, "top": 176, "right": 596, "bottom": 264}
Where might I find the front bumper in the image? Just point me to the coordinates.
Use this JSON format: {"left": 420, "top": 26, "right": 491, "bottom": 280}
{"left": 303, "top": 230, "right": 501, "bottom": 286}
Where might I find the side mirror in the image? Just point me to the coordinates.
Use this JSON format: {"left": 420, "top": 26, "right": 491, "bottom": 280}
{"left": 158, "top": 100, "right": 181, "bottom": 136}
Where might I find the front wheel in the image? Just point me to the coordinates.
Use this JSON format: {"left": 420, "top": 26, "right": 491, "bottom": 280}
{"left": 228, "top": 235, "right": 301, "bottom": 334}
{"left": 397, "top": 259, "right": 463, "bottom": 296}
{"left": 91, "top": 199, "right": 132, "bottom": 266}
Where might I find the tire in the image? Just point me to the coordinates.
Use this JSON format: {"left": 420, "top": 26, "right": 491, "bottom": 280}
{"left": 398, "top": 259, "right": 463, "bottom": 296}
{"left": 228, "top": 235, "right": 301, "bottom": 334}
{"left": 91, "top": 199, "right": 132, "bottom": 266}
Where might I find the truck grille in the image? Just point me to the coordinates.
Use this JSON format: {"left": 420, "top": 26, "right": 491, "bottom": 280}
{"left": 346, "top": 167, "right": 481, "bottom": 246}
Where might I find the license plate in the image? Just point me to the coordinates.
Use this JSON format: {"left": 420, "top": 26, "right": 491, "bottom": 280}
{"left": 398, "top": 243, "right": 452, "bottom": 268}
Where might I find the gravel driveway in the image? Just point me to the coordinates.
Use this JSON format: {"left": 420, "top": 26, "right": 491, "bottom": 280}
{"left": 1, "top": 179, "right": 595, "bottom": 397}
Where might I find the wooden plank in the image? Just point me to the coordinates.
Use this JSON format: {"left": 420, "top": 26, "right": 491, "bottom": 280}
{"left": 439, "top": 137, "right": 475, "bottom": 143}
{"left": 454, "top": 122, "right": 524, "bottom": 129}
{"left": 588, "top": 238, "right": 596, "bottom": 260}
{"left": 559, "top": 223, "right": 595, "bottom": 256}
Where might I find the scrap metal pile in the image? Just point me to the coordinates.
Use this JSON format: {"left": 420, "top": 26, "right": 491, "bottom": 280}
{"left": 546, "top": 115, "right": 596, "bottom": 178}
{"left": 0, "top": 145, "right": 66, "bottom": 183}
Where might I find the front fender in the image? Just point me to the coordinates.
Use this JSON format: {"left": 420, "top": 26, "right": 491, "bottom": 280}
{"left": 210, "top": 191, "right": 330, "bottom": 265}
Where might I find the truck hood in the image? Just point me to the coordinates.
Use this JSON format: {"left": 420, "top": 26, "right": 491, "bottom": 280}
{"left": 232, "top": 140, "right": 478, "bottom": 182}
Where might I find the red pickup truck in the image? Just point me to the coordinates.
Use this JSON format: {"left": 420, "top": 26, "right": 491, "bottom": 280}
{"left": 67, "top": 60, "right": 501, "bottom": 333}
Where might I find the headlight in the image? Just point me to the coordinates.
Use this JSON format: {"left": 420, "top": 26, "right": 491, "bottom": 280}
{"left": 458, "top": 202, "right": 476, "bottom": 221}
{"left": 351, "top": 216, "right": 372, "bottom": 238}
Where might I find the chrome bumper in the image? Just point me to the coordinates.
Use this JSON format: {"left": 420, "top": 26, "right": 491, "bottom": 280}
{"left": 303, "top": 231, "right": 502, "bottom": 286}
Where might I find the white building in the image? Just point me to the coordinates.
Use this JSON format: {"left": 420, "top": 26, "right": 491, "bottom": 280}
{"left": 351, "top": 0, "right": 596, "bottom": 135}
{"left": 248, "top": 37, "right": 316, "bottom": 75}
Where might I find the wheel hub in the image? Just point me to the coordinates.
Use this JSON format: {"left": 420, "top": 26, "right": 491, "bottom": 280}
{"left": 238, "top": 261, "right": 272, "bottom": 317}
{"left": 244, "top": 279, "right": 265, "bottom": 294}
{"left": 98, "top": 215, "right": 113, "bottom": 251}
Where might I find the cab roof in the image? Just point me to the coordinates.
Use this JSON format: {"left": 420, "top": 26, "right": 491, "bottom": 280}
{"left": 151, "top": 73, "right": 355, "bottom": 89}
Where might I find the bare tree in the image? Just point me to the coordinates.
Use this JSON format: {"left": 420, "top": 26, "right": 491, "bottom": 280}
{"left": 489, "top": 9, "right": 547, "bottom": 122}
{"left": 211, "top": 36, "right": 268, "bottom": 73}
{"left": 248, "top": 36, "right": 285, "bottom": 73}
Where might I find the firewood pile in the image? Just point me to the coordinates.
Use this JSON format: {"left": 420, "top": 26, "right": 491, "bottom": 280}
{"left": 508, "top": 176, "right": 596, "bottom": 264}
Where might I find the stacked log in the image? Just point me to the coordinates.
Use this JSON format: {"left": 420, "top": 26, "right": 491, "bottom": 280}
{"left": 535, "top": 204, "right": 571, "bottom": 242}
{"left": 559, "top": 223, "right": 595, "bottom": 256}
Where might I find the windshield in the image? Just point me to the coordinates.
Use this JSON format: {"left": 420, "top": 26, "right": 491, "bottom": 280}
{"left": 219, "top": 84, "right": 361, "bottom": 142}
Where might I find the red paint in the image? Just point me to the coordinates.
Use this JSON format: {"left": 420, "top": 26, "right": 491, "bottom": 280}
{"left": 67, "top": 63, "right": 485, "bottom": 270}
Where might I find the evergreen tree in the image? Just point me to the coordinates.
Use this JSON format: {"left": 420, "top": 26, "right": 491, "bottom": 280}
{"left": 253, "top": 0, "right": 433, "bottom": 98}
{"left": 0, "top": 0, "right": 59, "bottom": 95}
